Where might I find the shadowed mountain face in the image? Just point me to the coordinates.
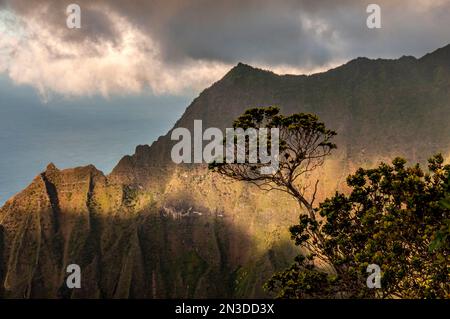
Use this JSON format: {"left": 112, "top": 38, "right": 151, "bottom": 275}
{"left": 0, "top": 44, "right": 449, "bottom": 298}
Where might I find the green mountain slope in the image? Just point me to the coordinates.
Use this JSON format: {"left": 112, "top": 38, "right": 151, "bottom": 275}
{"left": 0, "top": 44, "right": 449, "bottom": 298}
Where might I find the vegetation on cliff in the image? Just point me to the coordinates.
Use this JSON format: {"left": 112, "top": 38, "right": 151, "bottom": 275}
{"left": 212, "top": 107, "right": 449, "bottom": 298}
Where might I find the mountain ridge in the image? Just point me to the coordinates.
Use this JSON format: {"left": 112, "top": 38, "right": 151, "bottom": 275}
{"left": 110, "top": 43, "right": 450, "bottom": 186}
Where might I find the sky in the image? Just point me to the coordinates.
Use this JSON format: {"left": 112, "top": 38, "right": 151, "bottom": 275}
{"left": 0, "top": 0, "right": 449, "bottom": 203}
{"left": 0, "top": 0, "right": 449, "bottom": 98}
{"left": 0, "top": 74, "right": 190, "bottom": 204}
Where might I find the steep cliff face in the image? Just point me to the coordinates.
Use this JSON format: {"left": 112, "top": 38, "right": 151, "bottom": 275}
{"left": 0, "top": 44, "right": 449, "bottom": 298}
{"left": 0, "top": 163, "right": 298, "bottom": 298}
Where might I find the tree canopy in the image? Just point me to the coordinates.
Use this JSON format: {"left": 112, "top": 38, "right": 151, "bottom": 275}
{"left": 209, "top": 106, "right": 336, "bottom": 220}
{"left": 267, "top": 155, "right": 450, "bottom": 298}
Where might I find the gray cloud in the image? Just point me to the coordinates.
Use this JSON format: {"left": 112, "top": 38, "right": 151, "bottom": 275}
{"left": 0, "top": 0, "right": 449, "bottom": 96}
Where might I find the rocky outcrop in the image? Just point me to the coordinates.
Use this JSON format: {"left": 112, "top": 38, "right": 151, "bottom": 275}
{"left": 0, "top": 163, "right": 298, "bottom": 298}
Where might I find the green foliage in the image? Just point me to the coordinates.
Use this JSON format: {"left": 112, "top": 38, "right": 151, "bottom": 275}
{"left": 267, "top": 155, "right": 450, "bottom": 298}
{"left": 439, "top": 174, "right": 450, "bottom": 209}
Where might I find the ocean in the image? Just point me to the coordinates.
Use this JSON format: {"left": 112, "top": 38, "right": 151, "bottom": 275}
{"left": 0, "top": 76, "right": 191, "bottom": 205}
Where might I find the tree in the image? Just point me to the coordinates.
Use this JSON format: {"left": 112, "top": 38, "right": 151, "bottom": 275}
{"left": 209, "top": 106, "right": 337, "bottom": 259}
{"left": 266, "top": 155, "right": 450, "bottom": 298}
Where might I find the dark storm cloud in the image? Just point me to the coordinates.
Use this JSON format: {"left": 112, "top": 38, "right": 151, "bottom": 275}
{"left": 2, "top": 0, "right": 449, "bottom": 68}
{"left": 4, "top": 0, "right": 450, "bottom": 67}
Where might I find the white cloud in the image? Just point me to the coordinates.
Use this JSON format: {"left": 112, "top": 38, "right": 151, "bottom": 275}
{"left": 0, "top": 9, "right": 231, "bottom": 99}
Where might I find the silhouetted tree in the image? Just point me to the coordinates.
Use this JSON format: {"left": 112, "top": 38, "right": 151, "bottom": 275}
{"left": 210, "top": 106, "right": 337, "bottom": 259}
